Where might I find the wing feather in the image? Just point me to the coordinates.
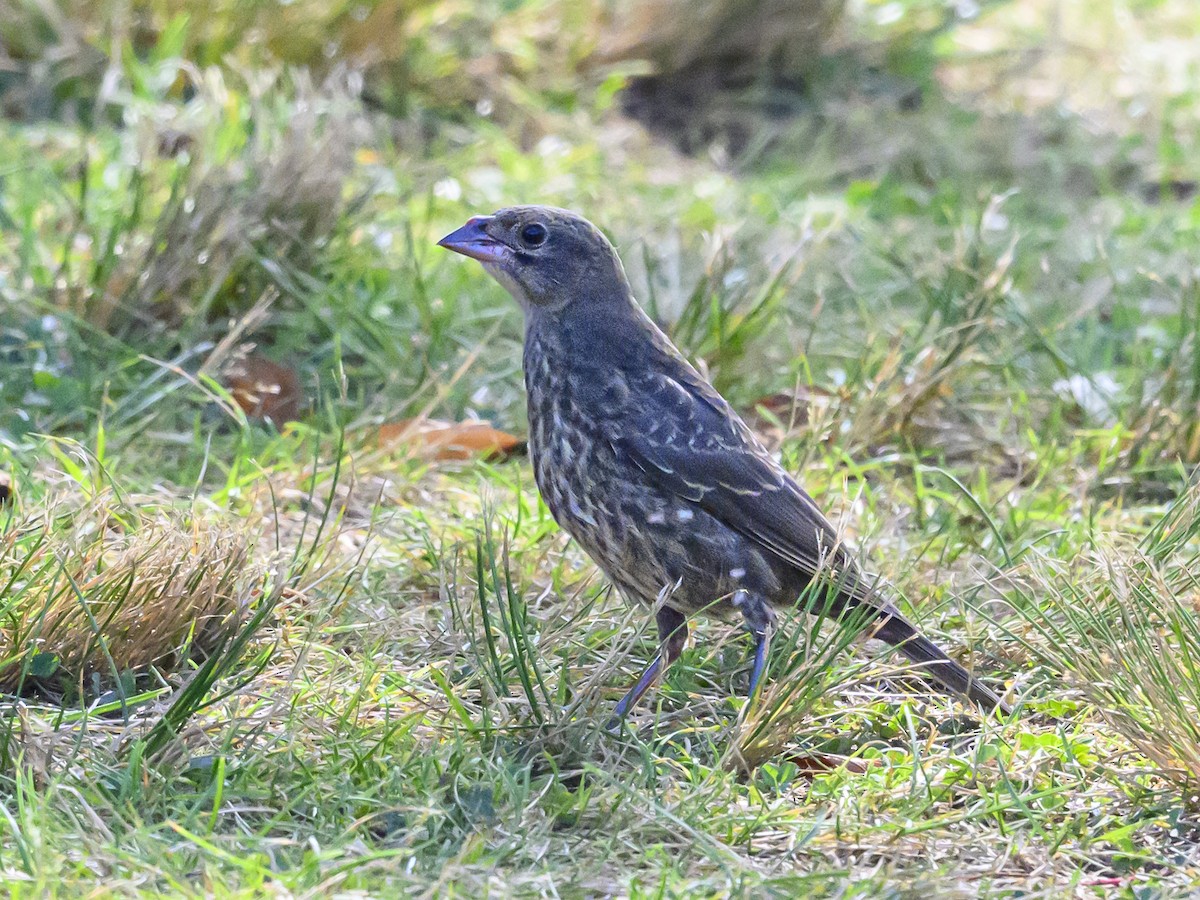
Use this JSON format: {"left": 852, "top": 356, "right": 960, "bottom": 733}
{"left": 610, "top": 362, "right": 875, "bottom": 603}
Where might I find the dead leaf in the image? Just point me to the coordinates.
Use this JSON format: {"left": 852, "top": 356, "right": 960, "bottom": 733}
{"left": 222, "top": 354, "right": 305, "bottom": 425}
{"left": 782, "top": 753, "right": 873, "bottom": 776}
{"left": 376, "top": 418, "right": 525, "bottom": 461}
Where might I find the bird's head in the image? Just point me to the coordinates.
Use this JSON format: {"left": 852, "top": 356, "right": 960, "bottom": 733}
{"left": 437, "top": 206, "right": 631, "bottom": 313}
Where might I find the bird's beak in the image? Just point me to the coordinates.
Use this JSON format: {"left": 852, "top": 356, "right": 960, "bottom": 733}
{"left": 437, "top": 215, "right": 511, "bottom": 264}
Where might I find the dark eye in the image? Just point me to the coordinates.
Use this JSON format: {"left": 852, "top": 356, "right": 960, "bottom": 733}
{"left": 520, "top": 223, "right": 547, "bottom": 247}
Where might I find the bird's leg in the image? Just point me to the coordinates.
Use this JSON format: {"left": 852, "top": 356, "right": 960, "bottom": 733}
{"left": 607, "top": 605, "right": 688, "bottom": 728}
{"left": 736, "top": 591, "right": 775, "bottom": 703}
{"left": 748, "top": 630, "right": 770, "bottom": 700}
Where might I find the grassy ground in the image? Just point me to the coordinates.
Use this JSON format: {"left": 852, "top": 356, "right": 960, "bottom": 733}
{"left": 3, "top": 0, "right": 1200, "bottom": 895}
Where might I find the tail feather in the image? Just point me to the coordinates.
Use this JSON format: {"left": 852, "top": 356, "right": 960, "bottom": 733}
{"left": 870, "top": 612, "right": 1012, "bottom": 715}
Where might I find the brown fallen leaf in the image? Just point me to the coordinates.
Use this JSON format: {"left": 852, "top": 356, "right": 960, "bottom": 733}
{"left": 782, "top": 753, "right": 873, "bottom": 776}
{"left": 377, "top": 418, "right": 525, "bottom": 462}
{"left": 222, "top": 354, "right": 305, "bottom": 425}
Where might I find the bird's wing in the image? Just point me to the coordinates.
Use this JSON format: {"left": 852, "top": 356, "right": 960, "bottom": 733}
{"left": 611, "top": 364, "right": 876, "bottom": 604}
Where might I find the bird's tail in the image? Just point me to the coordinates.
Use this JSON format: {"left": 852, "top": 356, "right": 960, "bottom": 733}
{"left": 870, "top": 612, "right": 1012, "bottom": 715}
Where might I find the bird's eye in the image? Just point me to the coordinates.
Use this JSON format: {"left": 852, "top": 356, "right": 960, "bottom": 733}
{"left": 520, "top": 223, "right": 547, "bottom": 247}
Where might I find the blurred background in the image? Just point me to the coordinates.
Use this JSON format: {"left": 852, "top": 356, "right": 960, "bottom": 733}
{"left": 1, "top": 0, "right": 1197, "bottom": 468}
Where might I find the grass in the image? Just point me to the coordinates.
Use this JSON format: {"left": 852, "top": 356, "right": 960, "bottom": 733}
{"left": 3, "top": 0, "right": 1200, "bottom": 894}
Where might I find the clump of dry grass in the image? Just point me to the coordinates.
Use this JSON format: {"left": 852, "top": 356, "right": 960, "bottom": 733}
{"left": 0, "top": 492, "right": 267, "bottom": 696}
{"left": 1119, "top": 277, "right": 1200, "bottom": 468}
{"left": 121, "top": 76, "right": 361, "bottom": 330}
{"left": 590, "top": 0, "right": 843, "bottom": 81}
{"left": 589, "top": 0, "right": 844, "bottom": 156}
{"left": 837, "top": 225, "right": 1017, "bottom": 462}
{"left": 725, "top": 592, "right": 876, "bottom": 773}
{"left": 0, "top": 0, "right": 435, "bottom": 121}
{"left": 1002, "top": 482, "right": 1200, "bottom": 787}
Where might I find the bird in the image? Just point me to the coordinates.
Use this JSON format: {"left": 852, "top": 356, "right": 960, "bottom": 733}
{"left": 438, "top": 205, "right": 1011, "bottom": 723}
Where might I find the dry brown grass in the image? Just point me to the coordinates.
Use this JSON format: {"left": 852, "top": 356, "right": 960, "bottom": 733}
{"left": 590, "top": 0, "right": 843, "bottom": 79}
{"left": 123, "top": 77, "right": 362, "bottom": 329}
{"left": 997, "top": 484, "right": 1200, "bottom": 789}
{"left": 0, "top": 492, "right": 268, "bottom": 695}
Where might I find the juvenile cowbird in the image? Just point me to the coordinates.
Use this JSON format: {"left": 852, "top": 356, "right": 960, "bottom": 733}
{"left": 439, "top": 206, "right": 1010, "bottom": 721}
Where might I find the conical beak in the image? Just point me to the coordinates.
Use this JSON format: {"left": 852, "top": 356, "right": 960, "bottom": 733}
{"left": 437, "top": 215, "right": 511, "bottom": 264}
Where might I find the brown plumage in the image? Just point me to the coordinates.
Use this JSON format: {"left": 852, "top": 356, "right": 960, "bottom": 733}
{"left": 438, "top": 205, "right": 1011, "bottom": 722}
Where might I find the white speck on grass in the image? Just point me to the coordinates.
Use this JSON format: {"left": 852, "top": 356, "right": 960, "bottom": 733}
{"left": 433, "top": 178, "right": 462, "bottom": 202}
{"left": 537, "top": 135, "right": 569, "bottom": 158}
{"left": 1053, "top": 372, "right": 1119, "bottom": 425}
{"left": 876, "top": 2, "right": 903, "bottom": 25}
